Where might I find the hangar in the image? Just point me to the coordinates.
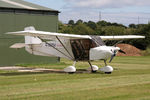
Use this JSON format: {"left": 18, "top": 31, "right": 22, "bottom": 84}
{"left": 0, "top": 0, "right": 59, "bottom": 66}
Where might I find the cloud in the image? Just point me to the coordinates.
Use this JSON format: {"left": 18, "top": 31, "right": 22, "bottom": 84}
{"left": 59, "top": 11, "right": 150, "bottom": 25}
{"left": 63, "top": 0, "right": 150, "bottom": 9}
{"left": 60, "top": 0, "right": 150, "bottom": 25}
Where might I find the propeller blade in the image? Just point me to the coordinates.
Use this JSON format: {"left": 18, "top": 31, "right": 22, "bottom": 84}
{"left": 109, "top": 54, "right": 115, "bottom": 63}
{"left": 114, "top": 40, "right": 123, "bottom": 47}
{"left": 119, "top": 49, "right": 126, "bottom": 54}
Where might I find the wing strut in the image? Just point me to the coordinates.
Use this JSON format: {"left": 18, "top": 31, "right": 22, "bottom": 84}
{"left": 39, "top": 37, "right": 74, "bottom": 60}
{"left": 56, "top": 36, "right": 74, "bottom": 60}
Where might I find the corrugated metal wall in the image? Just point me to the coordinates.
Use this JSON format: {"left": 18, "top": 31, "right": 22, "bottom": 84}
{"left": 0, "top": 12, "right": 59, "bottom": 66}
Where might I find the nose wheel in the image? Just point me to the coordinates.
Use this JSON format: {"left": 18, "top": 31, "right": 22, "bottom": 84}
{"left": 105, "top": 72, "right": 112, "bottom": 74}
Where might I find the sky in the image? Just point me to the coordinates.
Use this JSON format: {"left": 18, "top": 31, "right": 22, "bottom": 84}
{"left": 24, "top": 0, "right": 150, "bottom": 26}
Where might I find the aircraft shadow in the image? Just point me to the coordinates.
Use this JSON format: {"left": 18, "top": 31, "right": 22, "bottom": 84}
{"left": 0, "top": 69, "right": 103, "bottom": 76}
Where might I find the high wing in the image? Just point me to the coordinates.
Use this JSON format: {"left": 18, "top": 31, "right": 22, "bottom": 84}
{"left": 6, "top": 30, "right": 145, "bottom": 40}
{"left": 100, "top": 35, "right": 145, "bottom": 40}
{"left": 6, "top": 30, "right": 91, "bottom": 40}
{"left": 6, "top": 29, "right": 145, "bottom": 61}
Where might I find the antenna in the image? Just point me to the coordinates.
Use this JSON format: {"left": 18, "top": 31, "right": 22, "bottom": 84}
{"left": 99, "top": 11, "right": 101, "bottom": 21}
{"left": 138, "top": 16, "right": 140, "bottom": 24}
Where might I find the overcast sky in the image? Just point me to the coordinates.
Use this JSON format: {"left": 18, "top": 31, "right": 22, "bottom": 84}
{"left": 24, "top": 0, "right": 150, "bottom": 25}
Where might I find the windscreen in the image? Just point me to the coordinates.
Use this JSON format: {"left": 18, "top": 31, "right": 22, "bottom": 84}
{"left": 90, "top": 36, "right": 105, "bottom": 46}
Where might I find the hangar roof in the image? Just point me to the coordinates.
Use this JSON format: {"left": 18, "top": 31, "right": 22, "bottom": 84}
{"left": 0, "top": 0, "right": 59, "bottom": 12}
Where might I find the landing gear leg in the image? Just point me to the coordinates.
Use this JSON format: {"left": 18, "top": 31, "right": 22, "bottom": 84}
{"left": 73, "top": 61, "right": 76, "bottom": 67}
{"left": 69, "top": 61, "right": 76, "bottom": 74}
{"left": 88, "top": 61, "right": 97, "bottom": 73}
{"left": 104, "top": 60, "right": 107, "bottom": 66}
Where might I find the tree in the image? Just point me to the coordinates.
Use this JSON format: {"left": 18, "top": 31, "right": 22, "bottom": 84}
{"left": 68, "top": 20, "right": 74, "bottom": 25}
{"left": 124, "top": 28, "right": 137, "bottom": 35}
{"left": 131, "top": 24, "right": 150, "bottom": 49}
{"left": 76, "top": 19, "right": 83, "bottom": 25}
{"left": 61, "top": 26, "right": 73, "bottom": 33}
{"left": 102, "top": 26, "right": 126, "bottom": 35}
{"left": 58, "top": 21, "right": 64, "bottom": 32}
{"left": 72, "top": 23, "right": 94, "bottom": 35}
{"left": 58, "top": 21, "right": 73, "bottom": 33}
{"left": 97, "top": 20, "right": 111, "bottom": 26}
{"left": 129, "top": 24, "right": 136, "bottom": 28}
{"left": 87, "top": 21, "right": 97, "bottom": 30}
{"left": 95, "top": 26, "right": 105, "bottom": 35}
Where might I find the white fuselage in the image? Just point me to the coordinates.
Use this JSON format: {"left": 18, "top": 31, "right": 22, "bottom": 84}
{"left": 25, "top": 41, "right": 74, "bottom": 60}
{"left": 24, "top": 35, "right": 120, "bottom": 61}
{"left": 25, "top": 43, "right": 120, "bottom": 61}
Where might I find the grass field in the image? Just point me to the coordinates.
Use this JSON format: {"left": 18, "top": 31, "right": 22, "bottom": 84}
{"left": 0, "top": 56, "right": 150, "bottom": 100}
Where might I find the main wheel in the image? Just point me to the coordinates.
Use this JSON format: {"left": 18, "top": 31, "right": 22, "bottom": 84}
{"left": 64, "top": 66, "right": 76, "bottom": 73}
{"left": 88, "top": 65, "right": 99, "bottom": 72}
{"left": 68, "top": 72, "right": 75, "bottom": 74}
{"left": 105, "top": 72, "right": 112, "bottom": 74}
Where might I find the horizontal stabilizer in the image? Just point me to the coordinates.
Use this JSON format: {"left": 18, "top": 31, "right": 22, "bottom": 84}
{"left": 10, "top": 43, "right": 25, "bottom": 49}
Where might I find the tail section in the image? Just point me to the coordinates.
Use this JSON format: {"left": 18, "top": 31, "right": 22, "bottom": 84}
{"left": 8, "top": 26, "right": 53, "bottom": 57}
{"left": 25, "top": 36, "right": 42, "bottom": 45}
{"left": 24, "top": 26, "right": 42, "bottom": 45}
{"left": 9, "top": 26, "right": 42, "bottom": 49}
{"left": 24, "top": 26, "right": 35, "bottom": 31}
{"left": 9, "top": 26, "right": 42, "bottom": 53}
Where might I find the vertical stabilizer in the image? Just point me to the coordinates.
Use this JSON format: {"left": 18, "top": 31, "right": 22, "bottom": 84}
{"left": 24, "top": 26, "right": 42, "bottom": 44}
{"left": 24, "top": 26, "right": 36, "bottom": 31}
{"left": 25, "top": 36, "right": 42, "bottom": 44}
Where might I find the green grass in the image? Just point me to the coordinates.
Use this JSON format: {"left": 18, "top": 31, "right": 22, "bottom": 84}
{"left": 0, "top": 56, "right": 150, "bottom": 100}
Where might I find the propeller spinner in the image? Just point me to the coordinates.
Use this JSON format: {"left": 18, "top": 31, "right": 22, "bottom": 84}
{"left": 109, "top": 47, "right": 126, "bottom": 63}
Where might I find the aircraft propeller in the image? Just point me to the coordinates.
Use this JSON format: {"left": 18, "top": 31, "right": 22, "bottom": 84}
{"left": 109, "top": 47, "right": 126, "bottom": 63}
{"left": 119, "top": 49, "right": 126, "bottom": 54}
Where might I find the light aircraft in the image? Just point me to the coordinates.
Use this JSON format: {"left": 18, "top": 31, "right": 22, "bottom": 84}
{"left": 7, "top": 26, "right": 145, "bottom": 74}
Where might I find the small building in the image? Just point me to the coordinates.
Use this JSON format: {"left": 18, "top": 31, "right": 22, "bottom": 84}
{"left": 0, "top": 0, "right": 60, "bottom": 66}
